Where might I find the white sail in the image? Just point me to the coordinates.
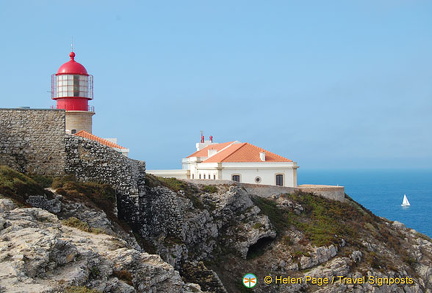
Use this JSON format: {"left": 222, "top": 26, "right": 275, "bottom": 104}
{"left": 401, "top": 194, "right": 410, "bottom": 206}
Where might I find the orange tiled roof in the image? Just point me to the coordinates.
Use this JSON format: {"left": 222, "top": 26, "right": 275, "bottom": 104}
{"left": 202, "top": 142, "right": 292, "bottom": 163}
{"left": 187, "top": 141, "right": 236, "bottom": 158}
{"left": 74, "top": 130, "right": 127, "bottom": 149}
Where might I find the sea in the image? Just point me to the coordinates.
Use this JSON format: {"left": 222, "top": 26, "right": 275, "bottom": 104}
{"left": 298, "top": 169, "right": 432, "bottom": 238}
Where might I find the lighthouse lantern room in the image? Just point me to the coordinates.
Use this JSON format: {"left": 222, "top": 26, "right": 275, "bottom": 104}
{"left": 52, "top": 52, "right": 95, "bottom": 134}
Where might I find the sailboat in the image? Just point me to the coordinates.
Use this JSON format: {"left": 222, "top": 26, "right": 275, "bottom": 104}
{"left": 401, "top": 194, "right": 410, "bottom": 207}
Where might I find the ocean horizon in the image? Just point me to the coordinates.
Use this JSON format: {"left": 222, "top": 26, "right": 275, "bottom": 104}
{"left": 298, "top": 168, "right": 432, "bottom": 238}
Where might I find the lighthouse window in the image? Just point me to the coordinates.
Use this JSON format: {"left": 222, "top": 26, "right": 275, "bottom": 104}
{"left": 73, "top": 75, "right": 80, "bottom": 96}
{"left": 54, "top": 74, "right": 92, "bottom": 99}
{"left": 79, "top": 76, "right": 89, "bottom": 96}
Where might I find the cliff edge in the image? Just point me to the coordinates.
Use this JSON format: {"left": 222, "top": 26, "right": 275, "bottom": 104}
{"left": 0, "top": 166, "right": 431, "bottom": 292}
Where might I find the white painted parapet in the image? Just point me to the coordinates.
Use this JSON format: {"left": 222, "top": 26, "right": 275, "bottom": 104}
{"left": 147, "top": 169, "right": 190, "bottom": 180}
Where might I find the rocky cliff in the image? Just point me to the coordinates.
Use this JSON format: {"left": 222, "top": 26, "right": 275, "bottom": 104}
{"left": 1, "top": 166, "right": 431, "bottom": 293}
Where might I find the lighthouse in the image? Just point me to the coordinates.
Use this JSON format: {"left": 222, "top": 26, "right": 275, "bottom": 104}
{"left": 51, "top": 51, "right": 94, "bottom": 134}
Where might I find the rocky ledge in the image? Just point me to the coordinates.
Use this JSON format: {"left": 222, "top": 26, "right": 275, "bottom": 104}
{"left": 0, "top": 199, "right": 202, "bottom": 293}
{"left": 1, "top": 167, "right": 432, "bottom": 292}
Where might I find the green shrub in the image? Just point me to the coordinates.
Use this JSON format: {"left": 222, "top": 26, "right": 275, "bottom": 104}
{"left": 89, "top": 266, "right": 101, "bottom": 279}
{"left": 202, "top": 185, "right": 218, "bottom": 193}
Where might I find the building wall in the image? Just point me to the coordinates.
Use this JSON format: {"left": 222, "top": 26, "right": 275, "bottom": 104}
{"left": 219, "top": 167, "right": 297, "bottom": 187}
{"left": 188, "top": 161, "right": 298, "bottom": 187}
{"left": 194, "top": 162, "right": 219, "bottom": 180}
{"left": 0, "top": 108, "right": 66, "bottom": 175}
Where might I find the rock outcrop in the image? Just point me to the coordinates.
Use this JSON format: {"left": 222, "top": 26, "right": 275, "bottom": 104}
{"left": 1, "top": 168, "right": 432, "bottom": 292}
{"left": 0, "top": 198, "right": 202, "bottom": 293}
{"left": 119, "top": 180, "right": 276, "bottom": 264}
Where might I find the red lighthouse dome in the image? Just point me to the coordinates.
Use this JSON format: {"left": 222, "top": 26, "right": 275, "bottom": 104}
{"left": 56, "top": 52, "right": 89, "bottom": 75}
{"left": 51, "top": 51, "right": 94, "bottom": 110}
{"left": 51, "top": 51, "right": 95, "bottom": 134}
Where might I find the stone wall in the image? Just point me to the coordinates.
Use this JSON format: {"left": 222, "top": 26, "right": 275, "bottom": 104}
{"left": 0, "top": 108, "right": 145, "bottom": 200}
{"left": 0, "top": 109, "right": 66, "bottom": 175}
{"left": 186, "top": 179, "right": 346, "bottom": 202}
{"left": 241, "top": 183, "right": 298, "bottom": 198}
{"left": 298, "top": 185, "right": 345, "bottom": 201}
{"left": 65, "top": 135, "right": 145, "bottom": 197}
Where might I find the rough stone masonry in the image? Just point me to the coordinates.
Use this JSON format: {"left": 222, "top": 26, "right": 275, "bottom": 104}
{"left": 0, "top": 108, "right": 66, "bottom": 175}
{"left": 0, "top": 108, "right": 145, "bottom": 199}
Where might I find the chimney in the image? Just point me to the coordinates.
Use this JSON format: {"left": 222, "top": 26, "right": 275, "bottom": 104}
{"left": 260, "top": 152, "right": 266, "bottom": 161}
{"left": 208, "top": 148, "right": 218, "bottom": 157}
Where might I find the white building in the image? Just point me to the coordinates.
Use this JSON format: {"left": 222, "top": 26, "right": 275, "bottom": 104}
{"left": 149, "top": 139, "right": 299, "bottom": 187}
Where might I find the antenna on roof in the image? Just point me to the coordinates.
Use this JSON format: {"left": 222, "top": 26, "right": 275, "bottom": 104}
{"left": 71, "top": 37, "right": 74, "bottom": 52}
{"left": 200, "top": 130, "right": 204, "bottom": 143}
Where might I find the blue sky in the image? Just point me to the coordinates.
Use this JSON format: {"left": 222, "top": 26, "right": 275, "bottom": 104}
{"left": 1, "top": 0, "right": 431, "bottom": 170}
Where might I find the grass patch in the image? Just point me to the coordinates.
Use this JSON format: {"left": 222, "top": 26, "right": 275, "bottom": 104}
{"left": 202, "top": 185, "right": 218, "bottom": 193}
{"left": 285, "top": 192, "right": 370, "bottom": 247}
{"left": 143, "top": 173, "right": 162, "bottom": 188}
{"left": 65, "top": 286, "right": 100, "bottom": 293}
{"left": 28, "top": 174, "right": 53, "bottom": 188}
{"left": 251, "top": 192, "right": 378, "bottom": 247}
{"left": 154, "top": 176, "right": 187, "bottom": 192}
{"left": 62, "top": 217, "right": 104, "bottom": 234}
{"left": 53, "top": 176, "right": 116, "bottom": 215}
{"left": 154, "top": 176, "right": 205, "bottom": 210}
{"left": 251, "top": 196, "right": 289, "bottom": 235}
{"left": 252, "top": 223, "right": 264, "bottom": 229}
{"left": 0, "top": 165, "right": 51, "bottom": 203}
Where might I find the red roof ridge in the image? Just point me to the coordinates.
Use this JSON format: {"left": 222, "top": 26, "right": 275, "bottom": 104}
{"left": 216, "top": 142, "right": 247, "bottom": 162}
{"left": 202, "top": 142, "right": 292, "bottom": 163}
{"left": 186, "top": 141, "right": 236, "bottom": 158}
{"left": 74, "top": 130, "right": 127, "bottom": 149}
